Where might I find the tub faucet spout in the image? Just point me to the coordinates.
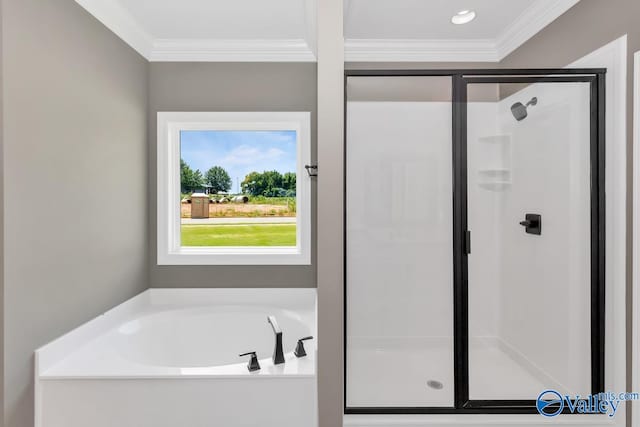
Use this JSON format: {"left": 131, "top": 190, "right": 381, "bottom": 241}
{"left": 267, "top": 315, "right": 285, "bottom": 365}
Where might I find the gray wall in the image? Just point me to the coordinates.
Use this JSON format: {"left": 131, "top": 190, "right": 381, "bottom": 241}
{"left": 2, "top": 1, "right": 149, "bottom": 426}
{"left": 148, "top": 62, "right": 317, "bottom": 288}
{"left": 499, "top": 1, "right": 640, "bottom": 424}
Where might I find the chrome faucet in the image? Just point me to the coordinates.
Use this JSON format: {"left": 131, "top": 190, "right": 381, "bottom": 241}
{"left": 267, "top": 315, "right": 285, "bottom": 365}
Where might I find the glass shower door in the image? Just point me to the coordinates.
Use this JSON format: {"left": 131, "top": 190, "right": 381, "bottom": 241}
{"left": 465, "top": 78, "right": 601, "bottom": 402}
{"left": 345, "top": 76, "right": 455, "bottom": 408}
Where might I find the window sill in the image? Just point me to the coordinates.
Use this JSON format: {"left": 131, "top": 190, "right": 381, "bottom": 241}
{"left": 157, "top": 247, "right": 311, "bottom": 266}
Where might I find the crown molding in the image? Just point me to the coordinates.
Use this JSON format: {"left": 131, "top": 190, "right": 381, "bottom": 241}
{"left": 148, "top": 39, "right": 316, "bottom": 62}
{"left": 76, "top": 0, "right": 580, "bottom": 63}
{"left": 75, "top": 0, "right": 153, "bottom": 58}
{"left": 495, "top": 0, "right": 581, "bottom": 60}
{"left": 344, "top": 39, "right": 500, "bottom": 62}
{"left": 75, "top": 0, "right": 316, "bottom": 62}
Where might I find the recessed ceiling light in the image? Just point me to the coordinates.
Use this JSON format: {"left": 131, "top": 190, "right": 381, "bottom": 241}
{"left": 451, "top": 10, "right": 476, "bottom": 25}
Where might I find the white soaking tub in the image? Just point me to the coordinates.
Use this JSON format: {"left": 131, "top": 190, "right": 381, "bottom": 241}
{"left": 35, "top": 288, "right": 317, "bottom": 427}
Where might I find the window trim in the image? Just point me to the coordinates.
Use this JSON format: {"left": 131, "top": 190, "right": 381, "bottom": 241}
{"left": 157, "top": 111, "right": 311, "bottom": 265}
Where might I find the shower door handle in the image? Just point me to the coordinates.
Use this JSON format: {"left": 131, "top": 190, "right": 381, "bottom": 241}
{"left": 464, "top": 230, "right": 471, "bottom": 255}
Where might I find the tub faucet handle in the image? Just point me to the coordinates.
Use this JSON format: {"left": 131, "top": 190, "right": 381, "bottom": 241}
{"left": 239, "top": 352, "right": 261, "bottom": 372}
{"left": 294, "top": 336, "right": 314, "bottom": 358}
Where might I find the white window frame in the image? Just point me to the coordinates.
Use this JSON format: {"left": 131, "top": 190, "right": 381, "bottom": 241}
{"left": 157, "top": 111, "right": 311, "bottom": 265}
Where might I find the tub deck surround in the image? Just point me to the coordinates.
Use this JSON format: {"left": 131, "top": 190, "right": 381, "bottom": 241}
{"left": 35, "top": 289, "right": 317, "bottom": 427}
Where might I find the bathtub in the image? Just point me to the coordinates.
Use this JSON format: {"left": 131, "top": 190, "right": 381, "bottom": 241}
{"left": 35, "top": 288, "right": 317, "bottom": 427}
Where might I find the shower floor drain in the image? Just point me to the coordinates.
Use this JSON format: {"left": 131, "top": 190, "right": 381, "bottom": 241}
{"left": 427, "top": 380, "right": 444, "bottom": 390}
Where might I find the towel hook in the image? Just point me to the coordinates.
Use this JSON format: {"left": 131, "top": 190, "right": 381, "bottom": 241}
{"left": 305, "top": 164, "right": 318, "bottom": 177}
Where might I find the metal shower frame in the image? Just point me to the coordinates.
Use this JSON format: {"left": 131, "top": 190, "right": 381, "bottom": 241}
{"left": 343, "top": 68, "right": 607, "bottom": 415}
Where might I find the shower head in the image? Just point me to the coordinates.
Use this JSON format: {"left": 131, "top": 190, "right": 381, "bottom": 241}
{"left": 511, "top": 97, "right": 538, "bottom": 121}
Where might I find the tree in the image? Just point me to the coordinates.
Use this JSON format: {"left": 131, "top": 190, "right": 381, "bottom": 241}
{"left": 282, "top": 172, "right": 296, "bottom": 191}
{"left": 180, "top": 158, "right": 204, "bottom": 192}
{"left": 192, "top": 169, "right": 204, "bottom": 189}
{"left": 241, "top": 170, "right": 295, "bottom": 197}
{"left": 205, "top": 166, "right": 232, "bottom": 193}
{"left": 241, "top": 171, "right": 262, "bottom": 196}
{"left": 261, "top": 170, "right": 283, "bottom": 196}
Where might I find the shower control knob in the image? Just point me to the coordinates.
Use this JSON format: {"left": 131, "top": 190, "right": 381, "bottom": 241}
{"left": 294, "top": 336, "right": 314, "bottom": 358}
{"left": 239, "top": 352, "right": 261, "bottom": 372}
{"left": 519, "top": 213, "right": 542, "bottom": 235}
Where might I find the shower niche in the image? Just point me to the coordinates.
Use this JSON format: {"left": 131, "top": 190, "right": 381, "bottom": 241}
{"left": 344, "top": 70, "right": 605, "bottom": 414}
{"left": 475, "top": 134, "right": 511, "bottom": 191}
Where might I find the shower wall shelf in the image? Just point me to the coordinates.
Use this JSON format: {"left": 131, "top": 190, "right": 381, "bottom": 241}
{"left": 477, "top": 169, "right": 510, "bottom": 176}
{"left": 478, "top": 181, "right": 511, "bottom": 191}
{"left": 476, "top": 135, "right": 512, "bottom": 191}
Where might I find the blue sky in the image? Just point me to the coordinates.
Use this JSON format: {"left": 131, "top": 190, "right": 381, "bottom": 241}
{"left": 181, "top": 130, "right": 297, "bottom": 193}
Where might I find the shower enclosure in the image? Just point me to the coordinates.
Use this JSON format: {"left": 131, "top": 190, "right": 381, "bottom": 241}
{"left": 344, "top": 69, "right": 605, "bottom": 414}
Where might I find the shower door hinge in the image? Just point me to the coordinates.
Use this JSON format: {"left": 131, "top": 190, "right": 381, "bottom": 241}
{"left": 464, "top": 230, "right": 471, "bottom": 255}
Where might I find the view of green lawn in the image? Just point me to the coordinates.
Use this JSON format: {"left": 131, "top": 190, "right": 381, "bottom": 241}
{"left": 181, "top": 224, "right": 296, "bottom": 247}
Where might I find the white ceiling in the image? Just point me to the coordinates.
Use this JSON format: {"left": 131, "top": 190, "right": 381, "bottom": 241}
{"left": 346, "top": 0, "right": 533, "bottom": 40}
{"left": 344, "top": 0, "right": 581, "bottom": 62}
{"left": 123, "top": 0, "right": 307, "bottom": 40}
{"left": 75, "top": 0, "right": 317, "bottom": 61}
{"left": 75, "top": 0, "right": 580, "bottom": 62}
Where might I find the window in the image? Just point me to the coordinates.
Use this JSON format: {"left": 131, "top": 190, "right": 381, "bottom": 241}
{"left": 157, "top": 112, "right": 311, "bottom": 265}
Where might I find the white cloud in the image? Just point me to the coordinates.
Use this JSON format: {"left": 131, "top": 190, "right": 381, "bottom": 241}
{"left": 222, "top": 145, "right": 286, "bottom": 167}
{"left": 265, "top": 147, "right": 286, "bottom": 158}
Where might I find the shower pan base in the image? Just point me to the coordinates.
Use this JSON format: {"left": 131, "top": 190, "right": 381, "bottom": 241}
{"left": 347, "top": 337, "right": 566, "bottom": 408}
